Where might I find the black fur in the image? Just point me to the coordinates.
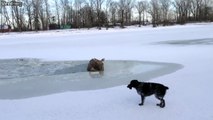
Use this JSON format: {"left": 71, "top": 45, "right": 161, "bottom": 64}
{"left": 127, "top": 79, "right": 169, "bottom": 108}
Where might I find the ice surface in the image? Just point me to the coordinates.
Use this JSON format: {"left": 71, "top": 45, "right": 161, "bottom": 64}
{"left": 0, "top": 58, "right": 182, "bottom": 99}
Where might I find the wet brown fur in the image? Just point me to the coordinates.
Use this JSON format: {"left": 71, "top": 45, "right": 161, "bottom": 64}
{"left": 87, "top": 58, "right": 105, "bottom": 71}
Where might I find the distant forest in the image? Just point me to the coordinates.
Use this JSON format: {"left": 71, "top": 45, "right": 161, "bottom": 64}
{"left": 1, "top": 0, "right": 213, "bottom": 31}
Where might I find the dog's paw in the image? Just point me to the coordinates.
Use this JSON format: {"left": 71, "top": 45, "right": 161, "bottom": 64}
{"left": 156, "top": 103, "right": 165, "bottom": 108}
{"left": 139, "top": 103, "right": 143, "bottom": 106}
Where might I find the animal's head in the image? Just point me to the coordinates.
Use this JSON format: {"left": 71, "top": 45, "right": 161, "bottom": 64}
{"left": 96, "top": 58, "right": 104, "bottom": 71}
{"left": 101, "top": 58, "right": 105, "bottom": 62}
{"left": 87, "top": 58, "right": 104, "bottom": 71}
{"left": 127, "top": 80, "right": 140, "bottom": 89}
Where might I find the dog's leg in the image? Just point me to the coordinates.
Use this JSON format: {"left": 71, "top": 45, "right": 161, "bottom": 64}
{"left": 139, "top": 95, "right": 145, "bottom": 106}
{"left": 157, "top": 99, "right": 165, "bottom": 108}
{"left": 155, "top": 96, "right": 165, "bottom": 108}
{"left": 160, "top": 99, "right": 165, "bottom": 108}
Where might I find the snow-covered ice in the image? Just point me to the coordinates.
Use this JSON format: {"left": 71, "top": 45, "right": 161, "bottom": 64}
{"left": 0, "top": 23, "right": 213, "bottom": 120}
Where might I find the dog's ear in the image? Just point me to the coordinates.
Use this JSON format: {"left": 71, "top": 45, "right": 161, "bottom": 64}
{"left": 131, "top": 79, "right": 139, "bottom": 84}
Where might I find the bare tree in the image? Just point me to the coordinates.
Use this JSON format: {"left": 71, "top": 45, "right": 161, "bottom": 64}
{"left": 54, "top": 0, "right": 61, "bottom": 26}
{"left": 94, "top": 0, "right": 105, "bottom": 29}
{"left": 25, "top": 0, "right": 33, "bottom": 30}
{"left": 160, "top": 0, "right": 171, "bottom": 26}
{"left": 19, "top": 5, "right": 26, "bottom": 30}
{"left": 189, "top": 0, "right": 203, "bottom": 21}
{"left": 208, "top": 0, "right": 213, "bottom": 21}
{"left": 1, "top": 5, "right": 11, "bottom": 26}
{"left": 118, "top": 0, "right": 135, "bottom": 28}
{"left": 11, "top": 0, "right": 26, "bottom": 31}
{"left": 44, "top": 0, "right": 50, "bottom": 30}
{"left": 149, "top": 0, "right": 160, "bottom": 27}
{"left": 81, "top": 4, "right": 91, "bottom": 28}
{"left": 35, "top": 0, "right": 50, "bottom": 30}
{"left": 125, "top": 0, "right": 135, "bottom": 26}
{"left": 38, "top": 0, "right": 46, "bottom": 30}
{"left": 136, "top": 1, "right": 143, "bottom": 27}
{"left": 11, "top": 6, "right": 18, "bottom": 30}
{"left": 173, "top": 0, "right": 191, "bottom": 24}
{"left": 61, "top": 0, "right": 69, "bottom": 26}
{"left": 67, "top": 1, "right": 74, "bottom": 26}
{"left": 32, "top": 0, "right": 40, "bottom": 31}
{"left": 73, "top": 0, "right": 86, "bottom": 28}
{"left": 104, "top": 0, "right": 112, "bottom": 29}
{"left": 201, "top": 0, "right": 212, "bottom": 21}
{"left": 81, "top": 0, "right": 96, "bottom": 29}
{"left": 118, "top": 0, "right": 125, "bottom": 28}
{"left": 136, "top": 0, "right": 148, "bottom": 27}
{"left": 109, "top": 1, "right": 118, "bottom": 26}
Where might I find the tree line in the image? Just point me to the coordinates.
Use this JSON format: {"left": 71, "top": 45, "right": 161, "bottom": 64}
{"left": 1, "top": 0, "right": 213, "bottom": 31}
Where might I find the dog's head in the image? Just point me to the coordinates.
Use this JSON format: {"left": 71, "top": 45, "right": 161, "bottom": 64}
{"left": 127, "top": 79, "right": 140, "bottom": 89}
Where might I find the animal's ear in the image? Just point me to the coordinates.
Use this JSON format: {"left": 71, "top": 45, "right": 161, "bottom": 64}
{"left": 134, "top": 79, "right": 139, "bottom": 82}
{"left": 131, "top": 79, "right": 138, "bottom": 83}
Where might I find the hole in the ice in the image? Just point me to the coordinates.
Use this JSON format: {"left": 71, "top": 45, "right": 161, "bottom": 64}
{"left": 54, "top": 64, "right": 88, "bottom": 74}
{"left": 0, "top": 58, "right": 183, "bottom": 99}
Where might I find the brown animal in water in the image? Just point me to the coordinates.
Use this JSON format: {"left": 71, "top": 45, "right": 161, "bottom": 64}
{"left": 87, "top": 58, "right": 105, "bottom": 71}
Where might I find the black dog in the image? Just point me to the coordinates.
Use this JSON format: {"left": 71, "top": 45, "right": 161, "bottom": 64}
{"left": 127, "top": 80, "right": 169, "bottom": 108}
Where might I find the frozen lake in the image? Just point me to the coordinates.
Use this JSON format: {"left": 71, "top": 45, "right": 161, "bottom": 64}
{"left": 0, "top": 58, "right": 183, "bottom": 99}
